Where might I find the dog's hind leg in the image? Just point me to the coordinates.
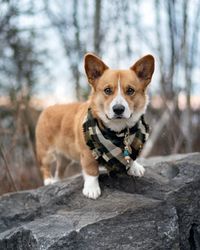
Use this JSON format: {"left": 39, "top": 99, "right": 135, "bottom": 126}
{"left": 54, "top": 154, "right": 66, "bottom": 182}
{"left": 37, "top": 148, "right": 56, "bottom": 185}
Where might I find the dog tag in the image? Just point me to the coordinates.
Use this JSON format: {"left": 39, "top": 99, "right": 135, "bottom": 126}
{"left": 123, "top": 129, "right": 132, "bottom": 154}
{"left": 123, "top": 128, "right": 132, "bottom": 164}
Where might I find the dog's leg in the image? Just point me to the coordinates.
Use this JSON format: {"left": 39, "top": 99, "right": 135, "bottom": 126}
{"left": 38, "top": 150, "right": 56, "bottom": 185}
{"left": 53, "top": 155, "right": 64, "bottom": 183}
{"left": 41, "top": 164, "right": 53, "bottom": 185}
{"left": 127, "top": 160, "right": 145, "bottom": 177}
{"left": 81, "top": 151, "right": 101, "bottom": 199}
{"left": 82, "top": 172, "right": 101, "bottom": 199}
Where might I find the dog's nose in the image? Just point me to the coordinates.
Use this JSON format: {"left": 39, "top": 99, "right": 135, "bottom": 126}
{"left": 113, "top": 104, "right": 125, "bottom": 115}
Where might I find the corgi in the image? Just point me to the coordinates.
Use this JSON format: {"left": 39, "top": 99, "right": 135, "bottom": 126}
{"left": 35, "top": 53, "right": 154, "bottom": 199}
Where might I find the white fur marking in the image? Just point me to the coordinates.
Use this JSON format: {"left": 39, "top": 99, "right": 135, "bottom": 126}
{"left": 44, "top": 176, "right": 60, "bottom": 185}
{"left": 82, "top": 172, "right": 101, "bottom": 199}
{"left": 128, "top": 161, "right": 145, "bottom": 177}
{"left": 44, "top": 178, "right": 53, "bottom": 185}
{"left": 97, "top": 75, "right": 149, "bottom": 132}
{"left": 108, "top": 76, "right": 131, "bottom": 120}
{"left": 117, "top": 77, "right": 121, "bottom": 95}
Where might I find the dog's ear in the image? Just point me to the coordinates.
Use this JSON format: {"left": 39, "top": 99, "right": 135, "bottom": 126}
{"left": 84, "top": 53, "right": 109, "bottom": 85}
{"left": 130, "top": 55, "right": 154, "bottom": 85}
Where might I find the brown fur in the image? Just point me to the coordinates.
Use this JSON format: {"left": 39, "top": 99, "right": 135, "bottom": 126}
{"left": 35, "top": 53, "right": 154, "bottom": 183}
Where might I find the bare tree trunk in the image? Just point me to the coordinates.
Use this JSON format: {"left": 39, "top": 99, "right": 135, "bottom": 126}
{"left": 167, "top": 0, "right": 175, "bottom": 98}
{"left": 73, "top": 0, "right": 81, "bottom": 100}
{"left": 182, "top": 1, "right": 200, "bottom": 152}
{"left": 155, "top": 0, "right": 166, "bottom": 98}
{"left": 93, "top": 0, "right": 101, "bottom": 54}
{"left": 182, "top": 0, "right": 192, "bottom": 152}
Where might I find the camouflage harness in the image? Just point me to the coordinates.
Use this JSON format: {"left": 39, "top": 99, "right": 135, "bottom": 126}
{"left": 83, "top": 108, "right": 149, "bottom": 175}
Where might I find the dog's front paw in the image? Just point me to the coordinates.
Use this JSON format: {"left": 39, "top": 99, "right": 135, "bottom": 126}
{"left": 83, "top": 185, "right": 101, "bottom": 199}
{"left": 128, "top": 161, "right": 145, "bottom": 177}
{"left": 82, "top": 174, "right": 101, "bottom": 199}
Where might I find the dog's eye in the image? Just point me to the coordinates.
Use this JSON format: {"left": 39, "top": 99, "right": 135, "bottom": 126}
{"left": 126, "top": 87, "right": 135, "bottom": 96}
{"left": 104, "top": 87, "right": 113, "bottom": 95}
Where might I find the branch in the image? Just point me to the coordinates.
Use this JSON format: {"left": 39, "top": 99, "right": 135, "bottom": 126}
{"left": 141, "top": 102, "right": 175, "bottom": 158}
{"left": 0, "top": 143, "right": 18, "bottom": 192}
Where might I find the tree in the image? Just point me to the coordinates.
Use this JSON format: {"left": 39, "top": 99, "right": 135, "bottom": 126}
{"left": 44, "top": 0, "right": 87, "bottom": 100}
{"left": 0, "top": 0, "right": 47, "bottom": 103}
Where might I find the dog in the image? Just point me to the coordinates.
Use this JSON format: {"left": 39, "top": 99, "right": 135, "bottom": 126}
{"left": 35, "top": 53, "right": 154, "bottom": 199}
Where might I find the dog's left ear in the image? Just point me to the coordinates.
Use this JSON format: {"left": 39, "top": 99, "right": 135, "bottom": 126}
{"left": 130, "top": 55, "right": 155, "bottom": 85}
{"left": 84, "top": 53, "right": 109, "bottom": 85}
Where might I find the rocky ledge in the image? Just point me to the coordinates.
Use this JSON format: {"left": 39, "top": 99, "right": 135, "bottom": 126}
{"left": 0, "top": 153, "right": 200, "bottom": 250}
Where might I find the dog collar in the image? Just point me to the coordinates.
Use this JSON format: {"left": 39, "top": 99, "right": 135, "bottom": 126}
{"left": 83, "top": 108, "right": 149, "bottom": 175}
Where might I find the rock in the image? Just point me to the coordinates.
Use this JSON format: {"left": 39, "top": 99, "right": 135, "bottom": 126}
{"left": 0, "top": 153, "right": 200, "bottom": 249}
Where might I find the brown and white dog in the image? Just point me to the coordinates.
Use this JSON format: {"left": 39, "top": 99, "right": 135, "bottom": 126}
{"left": 35, "top": 53, "right": 154, "bottom": 199}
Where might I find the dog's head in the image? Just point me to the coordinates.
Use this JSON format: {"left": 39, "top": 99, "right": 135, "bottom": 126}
{"left": 84, "top": 53, "right": 154, "bottom": 132}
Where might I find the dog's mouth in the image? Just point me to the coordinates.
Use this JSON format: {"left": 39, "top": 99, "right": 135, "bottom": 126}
{"left": 106, "top": 113, "right": 132, "bottom": 120}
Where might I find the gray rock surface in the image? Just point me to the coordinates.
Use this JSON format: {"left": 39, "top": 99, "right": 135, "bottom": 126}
{"left": 0, "top": 153, "right": 200, "bottom": 250}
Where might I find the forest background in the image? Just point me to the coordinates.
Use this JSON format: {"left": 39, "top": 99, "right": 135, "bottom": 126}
{"left": 0, "top": 0, "right": 199, "bottom": 194}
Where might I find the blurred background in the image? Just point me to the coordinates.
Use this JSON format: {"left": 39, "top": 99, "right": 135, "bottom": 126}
{"left": 0, "top": 0, "right": 199, "bottom": 195}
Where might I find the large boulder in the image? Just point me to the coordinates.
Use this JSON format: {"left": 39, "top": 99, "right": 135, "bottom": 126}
{"left": 0, "top": 153, "right": 200, "bottom": 250}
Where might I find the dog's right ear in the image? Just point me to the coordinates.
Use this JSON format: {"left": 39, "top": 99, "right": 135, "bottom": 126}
{"left": 84, "top": 53, "right": 109, "bottom": 85}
